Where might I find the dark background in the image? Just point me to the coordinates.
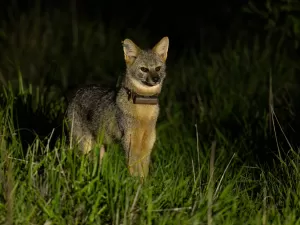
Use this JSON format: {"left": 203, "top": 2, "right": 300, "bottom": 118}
{"left": 1, "top": 0, "right": 254, "bottom": 56}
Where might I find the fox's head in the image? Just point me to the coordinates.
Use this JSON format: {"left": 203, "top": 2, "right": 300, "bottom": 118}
{"left": 122, "top": 37, "right": 169, "bottom": 93}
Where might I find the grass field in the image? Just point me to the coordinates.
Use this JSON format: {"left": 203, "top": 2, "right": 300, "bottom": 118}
{"left": 1, "top": 4, "right": 300, "bottom": 225}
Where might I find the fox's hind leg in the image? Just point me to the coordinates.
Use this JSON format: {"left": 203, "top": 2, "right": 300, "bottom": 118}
{"left": 81, "top": 134, "right": 94, "bottom": 154}
{"left": 68, "top": 111, "right": 95, "bottom": 154}
{"left": 70, "top": 128, "right": 95, "bottom": 154}
{"left": 77, "top": 133, "right": 106, "bottom": 163}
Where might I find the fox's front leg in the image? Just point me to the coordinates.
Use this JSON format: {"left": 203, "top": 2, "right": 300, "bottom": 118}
{"left": 138, "top": 127, "right": 156, "bottom": 178}
{"left": 124, "top": 127, "right": 156, "bottom": 178}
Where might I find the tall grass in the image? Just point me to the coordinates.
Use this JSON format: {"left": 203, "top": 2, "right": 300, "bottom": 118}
{"left": 1, "top": 3, "right": 300, "bottom": 224}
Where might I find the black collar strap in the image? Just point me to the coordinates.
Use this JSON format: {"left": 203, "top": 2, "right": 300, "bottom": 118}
{"left": 122, "top": 86, "right": 159, "bottom": 105}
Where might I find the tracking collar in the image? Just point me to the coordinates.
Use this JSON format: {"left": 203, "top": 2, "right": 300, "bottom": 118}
{"left": 122, "top": 86, "right": 159, "bottom": 105}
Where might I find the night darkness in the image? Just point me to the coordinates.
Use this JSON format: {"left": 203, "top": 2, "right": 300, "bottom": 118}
{"left": 2, "top": 0, "right": 252, "bottom": 54}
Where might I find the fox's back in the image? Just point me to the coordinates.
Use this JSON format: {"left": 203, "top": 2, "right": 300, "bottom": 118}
{"left": 67, "top": 85, "right": 123, "bottom": 142}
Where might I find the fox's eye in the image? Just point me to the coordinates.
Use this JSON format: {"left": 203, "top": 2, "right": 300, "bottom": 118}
{"left": 140, "top": 67, "right": 149, "bottom": 72}
{"left": 155, "top": 66, "right": 161, "bottom": 72}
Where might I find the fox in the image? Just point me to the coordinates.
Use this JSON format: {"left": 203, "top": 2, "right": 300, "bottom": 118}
{"left": 66, "top": 36, "right": 169, "bottom": 178}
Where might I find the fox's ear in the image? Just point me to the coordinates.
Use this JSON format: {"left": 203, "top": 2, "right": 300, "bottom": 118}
{"left": 122, "top": 39, "right": 140, "bottom": 65}
{"left": 152, "top": 37, "right": 169, "bottom": 62}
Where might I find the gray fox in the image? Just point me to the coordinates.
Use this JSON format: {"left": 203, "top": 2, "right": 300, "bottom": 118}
{"left": 66, "top": 36, "right": 169, "bottom": 178}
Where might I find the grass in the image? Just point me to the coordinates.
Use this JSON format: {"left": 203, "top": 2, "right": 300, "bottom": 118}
{"left": 1, "top": 3, "right": 300, "bottom": 225}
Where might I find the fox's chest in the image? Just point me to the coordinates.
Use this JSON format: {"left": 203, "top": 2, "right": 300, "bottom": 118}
{"left": 132, "top": 104, "right": 159, "bottom": 122}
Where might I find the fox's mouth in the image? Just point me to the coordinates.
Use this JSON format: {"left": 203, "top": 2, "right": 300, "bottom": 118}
{"left": 142, "top": 81, "right": 157, "bottom": 87}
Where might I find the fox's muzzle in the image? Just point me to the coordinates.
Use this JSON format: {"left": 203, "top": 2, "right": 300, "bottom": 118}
{"left": 151, "top": 75, "right": 160, "bottom": 83}
{"left": 145, "top": 73, "right": 160, "bottom": 86}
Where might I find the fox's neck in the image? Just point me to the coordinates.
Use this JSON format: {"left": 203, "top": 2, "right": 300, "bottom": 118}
{"left": 121, "top": 75, "right": 162, "bottom": 97}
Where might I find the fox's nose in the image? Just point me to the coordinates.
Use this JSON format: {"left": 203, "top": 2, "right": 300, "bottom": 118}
{"left": 151, "top": 76, "right": 160, "bottom": 83}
